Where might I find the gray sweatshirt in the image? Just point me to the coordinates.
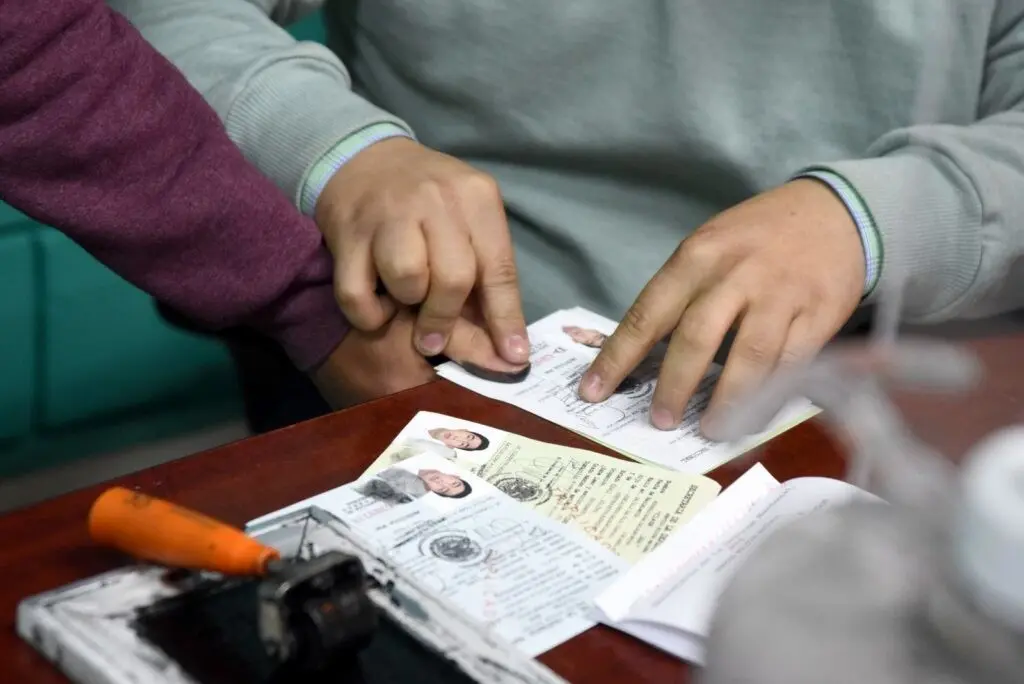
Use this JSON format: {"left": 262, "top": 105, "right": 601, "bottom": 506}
{"left": 109, "top": 0, "right": 1024, "bottom": 324}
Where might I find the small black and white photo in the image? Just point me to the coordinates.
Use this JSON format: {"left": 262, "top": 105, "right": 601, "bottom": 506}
{"left": 355, "top": 464, "right": 475, "bottom": 505}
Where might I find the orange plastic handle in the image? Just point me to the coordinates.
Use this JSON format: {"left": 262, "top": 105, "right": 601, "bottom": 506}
{"left": 88, "top": 487, "right": 280, "bottom": 576}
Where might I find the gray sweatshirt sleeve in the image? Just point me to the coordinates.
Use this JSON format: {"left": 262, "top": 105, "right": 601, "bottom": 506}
{"left": 106, "top": 0, "right": 413, "bottom": 207}
{"left": 813, "top": 2, "right": 1024, "bottom": 323}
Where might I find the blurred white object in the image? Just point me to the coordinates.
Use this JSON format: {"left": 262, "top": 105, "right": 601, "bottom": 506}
{"left": 699, "top": 301, "right": 1024, "bottom": 682}
{"left": 954, "top": 426, "right": 1024, "bottom": 631}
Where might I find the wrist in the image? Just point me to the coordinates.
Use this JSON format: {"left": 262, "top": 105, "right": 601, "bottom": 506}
{"left": 794, "top": 168, "right": 883, "bottom": 300}
{"left": 308, "top": 339, "right": 353, "bottom": 409}
{"left": 300, "top": 123, "right": 414, "bottom": 216}
{"left": 257, "top": 291, "right": 351, "bottom": 375}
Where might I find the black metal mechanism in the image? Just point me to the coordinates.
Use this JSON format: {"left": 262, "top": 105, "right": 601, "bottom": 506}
{"left": 259, "top": 551, "right": 378, "bottom": 670}
{"left": 21, "top": 504, "right": 554, "bottom": 684}
{"left": 133, "top": 552, "right": 388, "bottom": 683}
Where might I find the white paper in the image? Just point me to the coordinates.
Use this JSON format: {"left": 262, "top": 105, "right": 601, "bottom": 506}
{"left": 248, "top": 453, "right": 628, "bottom": 657}
{"left": 437, "top": 307, "right": 819, "bottom": 474}
{"left": 589, "top": 467, "right": 878, "bottom": 664}
{"left": 593, "top": 463, "right": 779, "bottom": 622}
{"left": 632, "top": 476, "right": 870, "bottom": 635}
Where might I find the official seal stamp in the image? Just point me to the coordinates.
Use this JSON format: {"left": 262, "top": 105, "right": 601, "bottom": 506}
{"left": 426, "top": 533, "right": 484, "bottom": 563}
{"left": 491, "top": 475, "right": 552, "bottom": 505}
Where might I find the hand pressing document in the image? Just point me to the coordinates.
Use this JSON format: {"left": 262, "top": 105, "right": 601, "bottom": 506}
{"left": 436, "top": 308, "right": 819, "bottom": 474}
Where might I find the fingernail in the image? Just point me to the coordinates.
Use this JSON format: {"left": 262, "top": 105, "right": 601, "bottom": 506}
{"left": 651, "top": 408, "right": 676, "bottom": 430}
{"left": 579, "top": 373, "right": 603, "bottom": 401}
{"left": 507, "top": 334, "right": 530, "bottom": 361}
{"left": 420, "top": 333, "right": 445, "bottom": 355}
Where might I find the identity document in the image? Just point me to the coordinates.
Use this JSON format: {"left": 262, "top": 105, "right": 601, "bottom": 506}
{"left": 249, "top": 453, "right": 628, "bottom": 656}
{"left": 361, "top": 411, "right": 721, "bottom": 563}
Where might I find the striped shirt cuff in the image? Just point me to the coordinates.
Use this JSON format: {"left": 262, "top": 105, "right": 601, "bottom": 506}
{"left": 299, "top": 123, "right": 413, "bottom": 216}
{"left": 796, "top": 168, "right": 883, "bottom": 299}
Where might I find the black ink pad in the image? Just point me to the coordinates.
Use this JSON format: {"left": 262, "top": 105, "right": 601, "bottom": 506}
{"left": 135, "top": 574, "right": 475, "bottom": 684}
{"left": 458, "top": 361, "right": 532, "bottom": 384}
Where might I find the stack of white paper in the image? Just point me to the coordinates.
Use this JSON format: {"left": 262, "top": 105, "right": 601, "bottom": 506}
{"left": 591, "top": 464, "right": 877, "bottom": 664}
{"left": 437, "top": 307, "right": 820, "bottom": 474}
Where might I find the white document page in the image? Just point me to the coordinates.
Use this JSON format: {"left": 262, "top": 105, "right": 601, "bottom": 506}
{"left": 631, "top": 476, "right": 871, "bottom": 636}
{"left": 593, "top": 463, "right": 780, "bottom": 622}
{"left": 593, "top": 472, "right": 875, "bottom": 664}
{"left": 248, "top": 453, "right": 628, "bottom": 657}
{"left": 436, "top": 307, "right": 819, "bottom": 474}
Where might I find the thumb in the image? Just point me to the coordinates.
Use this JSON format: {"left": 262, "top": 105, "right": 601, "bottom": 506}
{"left": 444, "top": 317, "right": 530, "bottom": 382}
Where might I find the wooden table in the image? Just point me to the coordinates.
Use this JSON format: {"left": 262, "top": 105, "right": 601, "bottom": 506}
{"left": 2, "top": 334, "right": 1023, "bottom": 683}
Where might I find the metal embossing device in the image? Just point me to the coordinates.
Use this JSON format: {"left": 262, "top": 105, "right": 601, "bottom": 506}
{"left": 16, "top": 488, "right": 565, "bottom": 684}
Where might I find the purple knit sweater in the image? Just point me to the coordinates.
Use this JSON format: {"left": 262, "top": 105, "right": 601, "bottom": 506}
{"left": 0, "top": 0, "right": 347, "bottom": 372}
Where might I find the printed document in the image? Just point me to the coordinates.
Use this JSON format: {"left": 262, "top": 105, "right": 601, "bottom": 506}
{"left": 436, "top": 307, "right": 819, "bottom": 474}
{"left": 362, "top": 411, "right": 722, "bottom": 562}
{"left": 249, "top": 453, "right": 628, "bottom": 656}
{"left": 592, "top": 464, "right": 878, "bottom": 664}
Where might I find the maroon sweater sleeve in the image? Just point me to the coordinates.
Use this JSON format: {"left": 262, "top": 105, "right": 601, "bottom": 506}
{"left": 0, "top": 0, "right": 348, "bottom": 372}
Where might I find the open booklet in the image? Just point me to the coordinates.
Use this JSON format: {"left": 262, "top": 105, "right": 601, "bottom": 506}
{"left": 436, "top": 307, "right": 820, "bottom": 474}
{"left": 591, "top": 463, "right": 878, "bottom": 665}
{"left": 248, "top": 452, "right": 629, "bottom": 657}
{"left": 361, "top": 411, "right": 721, "bottom": 563}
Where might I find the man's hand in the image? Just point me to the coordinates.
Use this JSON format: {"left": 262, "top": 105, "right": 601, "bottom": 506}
{"left": 315, "top": 138, "right": 529, "bottom": 366}
{"left": 579, "top": 179, "right": 866, "bottom": 436}
{"left": 310, "top": 306, "right": 526, "bottom": 409}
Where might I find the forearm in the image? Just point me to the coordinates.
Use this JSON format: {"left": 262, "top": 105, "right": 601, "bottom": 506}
{"left": 0, "top": 0, "right": 347, "bottom": 370}
{"left": 800, "top": 4, "right": 1024, "bottom": 322}
{"left": 107, "top": 0, "right": 413, "bottom": 207}
{"left": 806, "top": 116, "right": 1024, "bottom": 323}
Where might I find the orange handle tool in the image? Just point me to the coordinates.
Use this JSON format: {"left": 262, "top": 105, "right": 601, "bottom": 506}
{"left": 88, "top": 487, "right": 280, "bottom": 576}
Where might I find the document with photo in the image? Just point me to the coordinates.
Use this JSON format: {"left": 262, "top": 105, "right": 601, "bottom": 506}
{"left": 249, "top": 453, "right": 628, "bottom": 657}
{"left": 362, "top": 411, "right": 722, "bottom": 563}
{"left": 436, "top": 307, "right": 819, "bottom": 474}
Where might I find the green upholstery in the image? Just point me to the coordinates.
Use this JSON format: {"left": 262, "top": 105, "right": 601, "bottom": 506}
{"left": 0, "top": 12, "right": 330, "bottom": 479}
{"left": 290, "top": 11, "right": 327, "bottom": 42}
{"left": 0, "top": 218, "right": 36, "bottom": 442}
{"left": 37, "top": 229, "right": 237, "bottom": 428}
{"left": 0, "top": 203, "right": 242, "bottom": 479}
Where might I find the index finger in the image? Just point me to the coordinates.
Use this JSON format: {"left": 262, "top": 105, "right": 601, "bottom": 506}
{"left": 467, "top": 198, "right": 529, "bottom": 364}
{"left": 445, "top": 315, "right": 531, "bottom": 379}
{"left": 579, "top": 262, "right": 697, "bottom": 403}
